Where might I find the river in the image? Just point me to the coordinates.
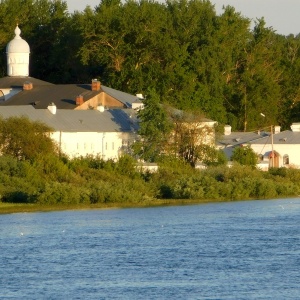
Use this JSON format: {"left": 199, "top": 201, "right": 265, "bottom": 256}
{"left": 1, "top": 198, "right": 299, "bottom": 299}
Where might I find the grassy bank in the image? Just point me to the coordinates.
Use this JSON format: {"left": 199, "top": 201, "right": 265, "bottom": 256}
{"left": 0, "top": 198, "right": 224, "bottom": 214}
{"left": 2, "top": 154, "right": 300, "bottom": 214}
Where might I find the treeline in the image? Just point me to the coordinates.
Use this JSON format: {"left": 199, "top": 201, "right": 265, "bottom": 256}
{"left": 0, "top": 0, "right": 299, "bottom": 130}
{"left": 2, "top": 152, "right": 300, "bottom": 205}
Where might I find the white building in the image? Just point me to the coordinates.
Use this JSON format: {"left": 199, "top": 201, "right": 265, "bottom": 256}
{"left": 250, "top": 124, "right": 300, "bottom": 169}
{"left": 0, "top": 26, "right": 216, "bottom": 162}
{"left": 0, "top": 26, "right": 141, "bottom": 160}
{"left": 218, "top": 124, "right": 300, "bottom": 170}
{"left": 0, "top": 105, "right": 138, "bottom": 159}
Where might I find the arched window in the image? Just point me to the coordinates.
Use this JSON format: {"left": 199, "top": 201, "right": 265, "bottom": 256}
{"left": 258, "top": 154, "right": 264, "bottom": 161}
{"left": 283, "top": 154, "right": 289, "bottom": 165}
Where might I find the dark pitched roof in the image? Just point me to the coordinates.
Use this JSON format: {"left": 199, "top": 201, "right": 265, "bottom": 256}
{"left": 0, "top": 76, "right": 140, "bottom": 109}
{"left": 0, "top": 76, "right": 53, "bottom": 88}
{"left": 0, "top": 84, "right": 102, "bottom": 109}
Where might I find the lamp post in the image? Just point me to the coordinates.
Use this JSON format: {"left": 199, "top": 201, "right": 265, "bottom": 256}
{"left": 270, "top": 125, "right": 274, "bottom": 167}
{"left": 260, "top": 113, "right": 274, "bottom": 167}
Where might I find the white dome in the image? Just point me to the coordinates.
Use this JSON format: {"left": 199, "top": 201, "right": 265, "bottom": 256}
{"left": 6, "top": 25, "right": 30, "bottom": 77}
{"left": 6, "top": 26, "right": 30, "bottom": 53}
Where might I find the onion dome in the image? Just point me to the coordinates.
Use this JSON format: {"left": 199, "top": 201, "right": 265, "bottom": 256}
{"left": 6, "top": 25, "right": 30, "bottom": 54}
{"left": 6, "top": 25, "right": 30, "bottom": 77}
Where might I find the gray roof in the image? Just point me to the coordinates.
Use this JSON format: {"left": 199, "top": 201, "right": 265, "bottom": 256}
{"left": 249, "top": 130, "right": 300, "bottom": 145}
{"left": 218, "top": 129, "right": 300, "bottom": 147}
{"left": 0, "top": 76, "right": 140, "bottom": 109}
{"left": 218, "top": 131, "right": 269, "bottom": 147}
{"left": 0, "top": 106, "right": 139, "bottom": 133}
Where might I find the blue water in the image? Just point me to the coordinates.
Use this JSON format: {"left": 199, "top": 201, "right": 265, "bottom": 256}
{"left": 0, "top": 199, "right": 299, "bottom": 299}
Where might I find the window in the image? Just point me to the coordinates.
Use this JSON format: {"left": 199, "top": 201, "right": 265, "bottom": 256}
{"left": 112, "top": 142, "right": 114, "bottom": 150}
{"left": 258, "top": 154, "right": 264, "bottom": 161}
{"left": 283, "top": 154, "right": 289, "bottom": 165}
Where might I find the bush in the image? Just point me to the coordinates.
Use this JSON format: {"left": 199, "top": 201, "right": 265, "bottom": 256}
{"left": 36, "top": 182, "right": 90, "bottom": 205}
{"left": 231, "top": 145, "right": 258, "bottom": 166}
{"left": 86, "top": 178, "right": 155, "bottom": 203}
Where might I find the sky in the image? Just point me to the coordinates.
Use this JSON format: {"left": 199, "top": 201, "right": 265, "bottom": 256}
{"left": 65, "top": 0, "right": 299, "bottom": 36}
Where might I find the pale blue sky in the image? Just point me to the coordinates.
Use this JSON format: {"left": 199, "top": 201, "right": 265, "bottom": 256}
{"left": 66, "top": 0, "right": 299, "bottom": 36}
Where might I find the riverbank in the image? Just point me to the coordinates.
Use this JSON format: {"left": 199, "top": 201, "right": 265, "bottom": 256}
{"left": 0, "top": 199, "right": 224, "bottom": 214}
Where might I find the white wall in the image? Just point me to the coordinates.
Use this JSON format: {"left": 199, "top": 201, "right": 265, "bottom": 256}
{"left": 251, "top": 143, "right": 300, "bottom": 168}
{"left": 7, "top": 53, "right": 29, "bottom": 77}
{"left": 51, "top": 131, "right": 133, "bottom": 160}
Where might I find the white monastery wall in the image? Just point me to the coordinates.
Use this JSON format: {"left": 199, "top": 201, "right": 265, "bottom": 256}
{"left": 51, "top": 131, "right": 127, "bottom": 160}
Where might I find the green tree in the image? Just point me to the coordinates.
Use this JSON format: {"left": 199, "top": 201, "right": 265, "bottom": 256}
{"left": 231, "top": 19, "right": 282, "bottom": 131}
{"left": 28, "top": 0, "right": 75, "bottom": 82}
{"left": 278, "top": 34, "right": 300, "bottom": 128}
{"left": 133, "top": 89, "right": 173, "bottom": 161}
{"left": 0, "top": 116, "right": 57, "bottom": 161}
{"left": 231, "top": 145, "right": 258, "bottom": 166}
{"left": 169, "top": 109, "right": 216, "bottom": 166}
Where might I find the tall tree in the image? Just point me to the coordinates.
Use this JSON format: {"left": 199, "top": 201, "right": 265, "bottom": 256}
{"left": 28, "top": 0, "right": 73, "bottom": 82}
{"left": 133, "top": 89, "right": 173, "bottom": 162}
{"left": 228, "top": 19, "right": 282, "bottom": 131}
{"left": 279, "top": 34, "right": 300, "bottom": 128}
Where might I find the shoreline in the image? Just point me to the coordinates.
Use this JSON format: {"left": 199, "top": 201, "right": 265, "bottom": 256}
{"left": 0, "top": 199, "right": 227, "bottom": 214}
{"left": 0, "top": 197, "right": 293, "bottom": 214}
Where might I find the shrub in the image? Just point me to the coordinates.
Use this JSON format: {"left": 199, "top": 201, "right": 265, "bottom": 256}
{"left": 231, "top": 145, "right": 258, "bottom": 166}
{"left": 36, "top": 182, "right": 90, "bottom": 205}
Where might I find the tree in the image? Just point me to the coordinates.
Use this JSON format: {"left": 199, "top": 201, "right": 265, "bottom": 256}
{"left": 278, "top": 34, "right": 300, "bottom": 128}
{"left": 231, "top": 145, "right": 258, "bottom": 166}
{"left": 168, "top": 109, "right": 217, "bottom": 166}
{"left": 28, "top": 0, "right": 74, "bottom": 82}
{"left": 133, "top": 89, "right": 173, "bottom": 161}
{"left": 0, "top": 116, "right": 57, "bottom": 161}
{"left": 230, "top": 19, "right": 282, "bottom": 131}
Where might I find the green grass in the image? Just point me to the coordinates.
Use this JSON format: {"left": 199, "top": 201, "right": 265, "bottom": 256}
{"left": 0, "top": 199, "right": 222, "bottom": 214}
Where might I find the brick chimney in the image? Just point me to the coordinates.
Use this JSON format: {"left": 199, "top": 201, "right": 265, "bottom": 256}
{"left": 76, "top": 95, "right": 84, "bottom": 105}
{"left": 23, "top": 81, "right": 33, "bottom": 90}
{"left": 91, "top": 79, "right": 101, "bottom": 91}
